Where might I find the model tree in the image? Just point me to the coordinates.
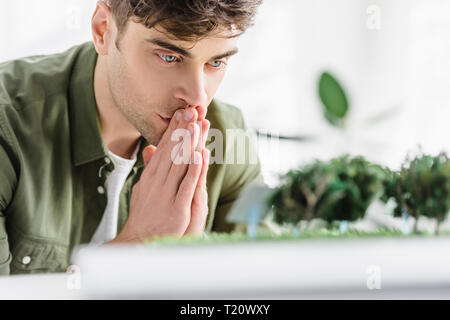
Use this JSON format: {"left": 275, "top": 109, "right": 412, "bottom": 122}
{"left": 382, "top": 152, "right": 450, "bottom": 235}
{"left": 379, "top": 166, "right": 412, "bottom": 234}
{"left": 268, "top": 160, "right": 334, "bottom": 227}
{"left": 317, "top": 156, "right": 385, "bottom": 226}
{"left": 268, "top": 156, "right": 385, "bottom": 230}
{"left": 417, "top": 153, "right": 450, "bottom": 234}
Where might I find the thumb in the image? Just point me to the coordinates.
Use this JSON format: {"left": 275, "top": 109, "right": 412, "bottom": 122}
{"left": 142, "top": 145, "right": 157, "bottom": 166}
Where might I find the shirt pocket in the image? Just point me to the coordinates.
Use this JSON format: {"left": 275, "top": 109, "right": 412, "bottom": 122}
{"left": 0, "top": 235, "right": 12, "bottom": 274}
{"left": 9, "top": 234, "right": 69, "bottom": 275}
{"left": 0, "top": 216, "right": 12, "bottom": 274}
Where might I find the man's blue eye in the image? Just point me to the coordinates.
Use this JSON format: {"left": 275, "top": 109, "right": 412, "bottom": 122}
{"left": 160, "top": 54, "right": 177, "bottom": 63}
{"left": 210, "top": 60, "right": 223, "bottom": 68}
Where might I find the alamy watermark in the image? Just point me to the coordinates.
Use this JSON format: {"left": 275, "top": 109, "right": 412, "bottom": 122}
{"left": 366, "top": 5, "right": 382, "bottom": 31}
{"left": 66, "top": 264, "right": 82, "bottom": 290}
{"left": 170, "top": 126, "right": 280, "bottom": 166}
{"left": 66, "top": 5, "right": 81, "bottom": 30}
{"left": 366, "top": 265, "right": 382, "bottom": 290}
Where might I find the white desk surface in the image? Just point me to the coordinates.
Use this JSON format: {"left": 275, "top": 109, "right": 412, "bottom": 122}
{"left": 0, "top": 237, "right": 449, "bottom": 300}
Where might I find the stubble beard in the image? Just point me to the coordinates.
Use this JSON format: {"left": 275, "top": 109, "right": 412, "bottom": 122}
{"left": 107, "top": 55, "right": 162, "bottom": 146}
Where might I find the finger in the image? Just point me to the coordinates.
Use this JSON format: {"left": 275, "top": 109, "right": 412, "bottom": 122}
{"left": 196, "top": 119, "right": 210, "bottom": 152}
{"left": 166, "top": 122, "right": 200, "bottom": 193}
{"left": 190, "top": 122, "right": 201, "bottom": 163}
{"left": 194, "top": 148, "right": 210, "bottom": 197}
{"left": 151, "top": 107, "right": 199, "bottom": 183}
{"left": 175, "top": 151, "right": 203, "bottom": 207}
{"left": 143, "top": 145, "right": 157, "bottom": 166}
{"left": 201, "top": 148, "right": 210, "bottom": 185}
{"left": 196, "top": 105, "right": 207, "bottom": 121}
{"left": 149, "top": 109, "right": 184, "bottom": 166}
{"left": 185, "top": 149, "right": 210, "bottom": 235}
{"left": 170, "top": 121, "right": 200, "bottom": 167}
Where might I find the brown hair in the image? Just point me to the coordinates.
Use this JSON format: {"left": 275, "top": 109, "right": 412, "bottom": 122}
{"left": 106, "top": 0, "right": 263, "bottom": 41}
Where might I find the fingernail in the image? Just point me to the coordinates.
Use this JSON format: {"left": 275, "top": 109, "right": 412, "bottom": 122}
{"left": 184, "top": 109, "right": 193, "bottom": 121}
{"left": 188, "top": 124, "right": 195, "bottom": 136}
{"left": 176, "top": 110, "right": 183, "bottom": 121}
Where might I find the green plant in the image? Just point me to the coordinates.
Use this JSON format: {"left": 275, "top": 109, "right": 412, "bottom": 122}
{"left": 382, "top": 152, "right": 450, "bottom": 235}
{"left": 318, "top": 72, "right": 349, "bottom": 128}
{"left": 318, "top": 156, "right": 385, "bottom": 224}
{"left": 268, "top": 160, "right": 334, "bottom": 226}
{"left": 380, "top": 166, "right": 408, "bottom": 218}
{"left": 268, "top": 155, "right": 385, "bottom": 229}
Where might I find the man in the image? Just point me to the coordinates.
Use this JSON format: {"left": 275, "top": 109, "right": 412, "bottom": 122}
{"left": 0, "top": 0, "right": 263, "bottom": 275}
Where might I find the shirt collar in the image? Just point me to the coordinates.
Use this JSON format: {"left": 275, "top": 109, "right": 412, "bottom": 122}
{"left": 68, "top": 42, "right": 148, "bottom": 168}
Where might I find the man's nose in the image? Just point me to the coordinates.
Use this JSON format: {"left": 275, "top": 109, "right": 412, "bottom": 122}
{"left": 178, "top": 70, "right": 208, "bottom": 109}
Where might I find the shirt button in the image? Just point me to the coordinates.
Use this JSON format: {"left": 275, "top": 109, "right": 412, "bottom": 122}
{"left": 22, "top": 256, "right": 31, "bottom": 265}
{"left": 104, "top": 157, "right": 111, "bottom": 165}
{"left": 97, "top": 186, "right": 105, "bottom": 194}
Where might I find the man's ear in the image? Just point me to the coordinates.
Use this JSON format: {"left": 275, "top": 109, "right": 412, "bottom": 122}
{"left": 91, "top": 0, "right": 114, "bottom": 56}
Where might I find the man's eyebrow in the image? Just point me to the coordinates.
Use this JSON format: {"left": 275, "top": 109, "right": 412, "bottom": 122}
{"left": 210, "top": 49, "right": 239, "bottom": 60}
{"left": 147, "top": 38, "right": 193, "bottom": 58}
{"left": 146, "top": 38, "right": 238, "bottom": 60}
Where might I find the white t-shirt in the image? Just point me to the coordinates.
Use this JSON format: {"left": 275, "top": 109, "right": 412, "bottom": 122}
{"left": 90, "top": 142, "right": 141, "bottom": 246}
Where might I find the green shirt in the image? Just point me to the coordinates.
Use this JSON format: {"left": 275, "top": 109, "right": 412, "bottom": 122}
{"left": 0, "top": 42, "right": 262, "bottom": 275}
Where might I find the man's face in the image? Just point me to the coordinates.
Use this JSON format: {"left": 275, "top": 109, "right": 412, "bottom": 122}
{"left": 104, "top": 20, "right": 239, "bottom": 145}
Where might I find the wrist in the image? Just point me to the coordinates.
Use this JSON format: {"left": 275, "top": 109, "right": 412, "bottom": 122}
{"left": 108, "top": 230, "right": 145, "bottom": 244}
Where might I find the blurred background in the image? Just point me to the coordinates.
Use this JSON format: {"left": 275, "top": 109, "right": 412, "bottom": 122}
{"left": 1, "top": 0, "right": 449, "bottom": 187}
